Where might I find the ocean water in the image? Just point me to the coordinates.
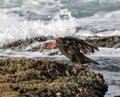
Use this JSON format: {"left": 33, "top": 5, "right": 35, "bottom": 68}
{"left": 0, "top": 0, "right": 120, "bottom": 44}
{"left": 0, "top": 0, "right": 120, "bottom": 96}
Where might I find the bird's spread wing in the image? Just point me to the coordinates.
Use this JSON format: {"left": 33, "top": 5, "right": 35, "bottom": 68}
{"left": 63, "top": 36, "right": 99, "bottom": 54}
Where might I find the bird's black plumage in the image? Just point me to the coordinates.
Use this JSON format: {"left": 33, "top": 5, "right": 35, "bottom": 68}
{"left": 48, "top": 36, "right": 99, "bottom": 65}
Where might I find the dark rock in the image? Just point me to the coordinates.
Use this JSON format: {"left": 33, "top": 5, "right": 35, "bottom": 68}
{"left": 86, "top": 35, "right": 120, "bottom": 48}
{"left": 0, "top": 36, "right": 47, "bottom": 50}
{"left": 114, "top": 96, "right": 120, "bottom": 97}
{"left": 0, "top": 36, "right": 59, "bottom": 55}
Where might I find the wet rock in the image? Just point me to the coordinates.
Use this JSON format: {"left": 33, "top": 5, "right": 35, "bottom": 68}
{"left": 114, "top": 96, "right": 120, "bottom": 97}
{"left": 0, "top": 36, "right": 59, "bottom": 56}
{"left": 0, "top": 36, "right": 47, "bottom": 50}
{"left": 1, "top": 35, "right": 120, "bottom": 53}
{"left": 0, "top": 58, "right": 108, "bottom": 97}
{"left": 86, "top": 35, "right": 120, "bottom": 48}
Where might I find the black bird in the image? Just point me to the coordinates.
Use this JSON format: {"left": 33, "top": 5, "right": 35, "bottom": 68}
{"left": 47, "top": 36, "right": 99, "bottom": 65}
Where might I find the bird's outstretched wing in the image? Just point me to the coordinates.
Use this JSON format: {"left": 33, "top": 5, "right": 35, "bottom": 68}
{"left": 63, "top": 36, "right": 99, "bottom": 54}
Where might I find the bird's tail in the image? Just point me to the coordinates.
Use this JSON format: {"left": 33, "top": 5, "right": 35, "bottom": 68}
{"left": 82, "top": 55, "right": 99, "bottom": 65}
{"left": 88, "top": 58, "right": 99, "bottom": 65}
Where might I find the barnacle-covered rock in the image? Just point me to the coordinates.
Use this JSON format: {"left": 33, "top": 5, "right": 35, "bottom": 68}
{"left": 0, "top": 58, "right": 108, "bottom": 97}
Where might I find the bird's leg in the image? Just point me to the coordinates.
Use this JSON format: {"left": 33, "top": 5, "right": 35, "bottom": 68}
{"left": 71, "top": 62, "right": 89, "bottom": 69}
{"left": 75, "top": 63, "right": 81, "bottom": 66}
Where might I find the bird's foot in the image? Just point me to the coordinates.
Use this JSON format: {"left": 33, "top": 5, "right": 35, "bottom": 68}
{"left": 71, "top": 63, "right": 89, "bottom": 69}
{"left": 71, "top": 63, "right": 81, "bottom": 67}
{"left": 75, "top": 63, "right": 81, "bottom": 67}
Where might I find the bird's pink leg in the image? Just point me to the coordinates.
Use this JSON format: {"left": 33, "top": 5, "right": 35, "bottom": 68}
{"left": 71, "top": 62, "right": 89, "bottom": 69}
{"left": 75, "top": 63, "right": 82, "bottom": 67}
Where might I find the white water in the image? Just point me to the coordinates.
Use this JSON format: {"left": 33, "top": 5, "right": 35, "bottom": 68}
{"left": 0, "top": 47, "right": 120, "bottom": 58}
{"left": 0, "top": 0, "right": 120, "bottom": 45}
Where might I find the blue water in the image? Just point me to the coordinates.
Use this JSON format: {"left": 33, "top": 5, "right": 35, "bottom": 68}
{"left": 1, "top": 0, "right": 120, "bottom": 19}
{"left": 62, "top": 0, "right": 120, "bottom": 18}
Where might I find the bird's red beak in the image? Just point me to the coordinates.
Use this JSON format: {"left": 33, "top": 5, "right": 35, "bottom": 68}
{"left": 47, "top": 41, "right": 57, "bottom": 49}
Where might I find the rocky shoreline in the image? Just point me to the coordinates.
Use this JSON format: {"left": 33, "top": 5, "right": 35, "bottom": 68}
{"left": 0, "top": 58, "right": 108, "bottom": 97}
{"left": 0, "top": 35, "right": 120, "bottom": 52}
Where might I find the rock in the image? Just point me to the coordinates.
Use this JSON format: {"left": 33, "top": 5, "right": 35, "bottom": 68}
{"left": 1, "top": 35, "right": 120, "bottom": 53}
{"left": 114, "top": 96, "right": 120, "bottom": 97}
{"left": 0, "top": 36, "right": 59, "bottom": 55}
{"left": 0, "top": 36, "right": 47, "bottom": 50}
{"left": 86, "top": 35, "right": 120, "bottom": 48}
{"left": 0, "top": 58, "right": 108, "bottom": 97}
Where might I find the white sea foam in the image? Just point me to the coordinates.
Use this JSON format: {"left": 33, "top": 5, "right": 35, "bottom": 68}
{"left": 0, "top": 0, "right": 120, "bottom": 45}
{"left": 0, "top": 47, "right": 120, "bottom": 58}
{"left": 0, "top": 10, "right": 77, "bottom": 46}
{"left": 0, "top": 0, "right": 79, "bottom": 45}
{"left": 76, "top": 10, "right": 120, "bottom": 37}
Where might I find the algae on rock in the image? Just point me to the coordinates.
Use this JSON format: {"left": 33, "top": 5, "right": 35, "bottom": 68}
{"left": 0, "top": 58, "right": 108, "bottom": 97}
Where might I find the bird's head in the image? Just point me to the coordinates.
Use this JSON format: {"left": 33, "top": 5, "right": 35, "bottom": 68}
{"left": 47, "top": 37, "right": 63, "bottom": 49}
